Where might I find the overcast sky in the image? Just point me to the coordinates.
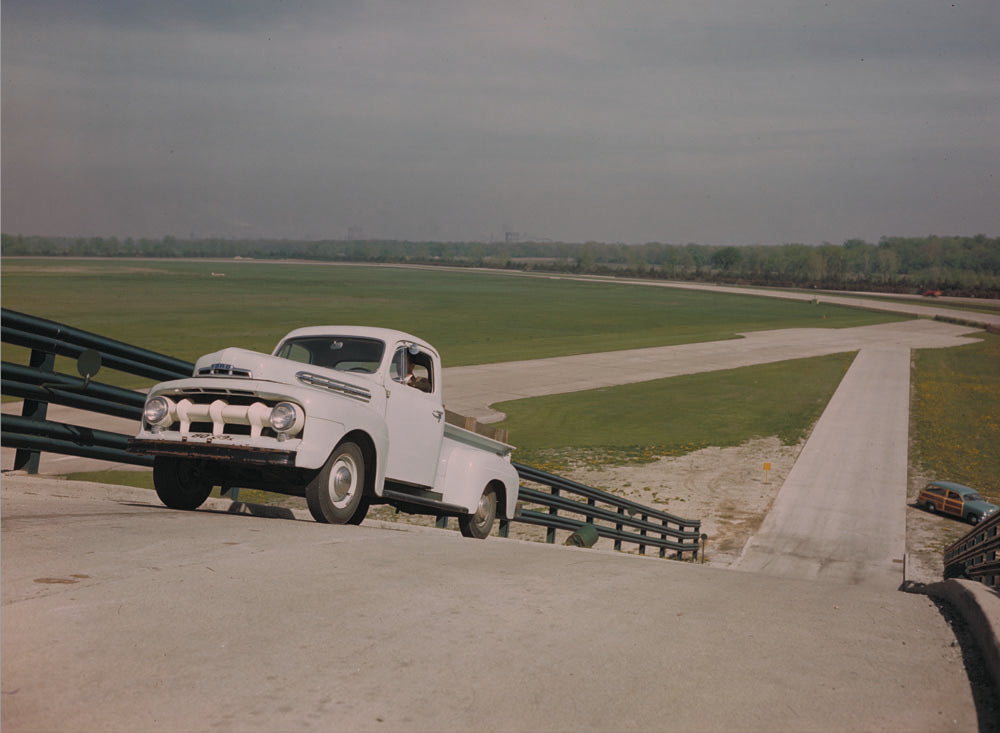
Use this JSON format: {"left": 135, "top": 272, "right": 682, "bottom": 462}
{"left": 2, "top": 1, "right": 998, "bottom": 245}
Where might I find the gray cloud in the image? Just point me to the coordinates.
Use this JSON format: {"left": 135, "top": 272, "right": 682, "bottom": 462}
{"left": 3, "top": 0, "right": 998, "bottom": 244}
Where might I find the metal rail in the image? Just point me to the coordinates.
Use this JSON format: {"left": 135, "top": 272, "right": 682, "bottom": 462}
{"left": 1, "top": 308, "right": 193, "bottom": 471}
{"left": 508, "top": 463, "right": 702, "bottom": 560}
{"left": 943, "top": 511, "right": 1000, "bottom": 587}
{"left": 3, "top": 308, "right": 701, "bottom": 559}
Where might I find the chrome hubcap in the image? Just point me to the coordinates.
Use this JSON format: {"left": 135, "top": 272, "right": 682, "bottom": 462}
{"left": 474, "top": 492, "right": 493, "bottom": 526}
{"left": 330, "top": 462, "right": 355, "bottom": 503}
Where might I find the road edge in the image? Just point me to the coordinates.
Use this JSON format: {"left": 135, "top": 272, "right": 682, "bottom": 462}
{"left": 923, "top": 579, "right": 1000, "bottom": 699}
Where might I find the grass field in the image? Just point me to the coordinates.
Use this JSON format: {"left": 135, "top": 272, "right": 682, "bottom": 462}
{"left": 911, "top": 332, "right": 1000, "bottom": 495}
{"left": 3, "top": 257, "right": 996, "bottom": 498}
{"left": 496, "top": 352, "right": 857, "bottom": 469}
{"left": 3, "top": 258, "right": 902, "bottom": 380}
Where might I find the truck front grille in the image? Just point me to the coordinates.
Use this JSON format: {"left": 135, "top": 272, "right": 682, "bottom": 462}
{"left": 149, "top": 391, "right": 301, "bottom": 440}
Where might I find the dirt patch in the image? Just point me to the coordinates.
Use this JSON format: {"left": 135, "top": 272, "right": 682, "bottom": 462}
{"left": 362, "top": 437, "right": 798, "bottom": 564}
{"left": 554, "top": 437, "right": 799, "bottom": 565}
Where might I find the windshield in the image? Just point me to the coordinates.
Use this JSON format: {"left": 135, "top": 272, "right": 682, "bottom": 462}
{"left": 276, "top": 336, "right": 385, "bottom": 374}
{"left": 965, "top": 492, "right": 984, "bottom": 502}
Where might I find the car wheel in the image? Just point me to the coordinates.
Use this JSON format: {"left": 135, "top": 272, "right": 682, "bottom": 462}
{"left": 924, "top": 501, "right": 936, "bottom": 514}
{"left": 153, "top": 456, "right": 214, "bottom": 510}
{"left": 966, "top": 513, "right": 980, "bottom": 525}
{"left": 306, "top": 442, "right": 369, "bottom": 524}
{"left": 459, "top": 484, "right": 497, "bottom": 539}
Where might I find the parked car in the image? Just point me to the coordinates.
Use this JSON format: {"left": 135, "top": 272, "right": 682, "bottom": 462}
{"left": 917, "top": 481, "right": 998, "bottom": 524}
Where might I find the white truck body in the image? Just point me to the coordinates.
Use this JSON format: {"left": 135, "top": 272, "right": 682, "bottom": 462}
{"left": 129, "top": 326, "right": 518, "bottom": 535}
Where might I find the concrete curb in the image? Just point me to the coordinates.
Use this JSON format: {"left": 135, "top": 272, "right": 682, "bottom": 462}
{"left": 923, "top": 579, "right": 1000, "bottom": 698}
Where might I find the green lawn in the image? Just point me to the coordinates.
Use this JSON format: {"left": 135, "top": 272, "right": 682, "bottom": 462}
{"left": 3, "top": 258, "right": 903, "bottom": 386}
{"left": 496, "top": 352, "right": 857, "bottom": 469}
{"left": 911, "top": 332, "right": 1000, "bottom": 497}
{"left": 12, "top": 257, "right": 995, "bottom": 499}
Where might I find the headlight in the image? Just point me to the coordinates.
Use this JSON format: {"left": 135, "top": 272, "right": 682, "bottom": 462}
{"left": 144, "top": 396, "right": 173, "bottom": 426}
{"left": 269, "top": 402, "right": 304, "bottom": 435}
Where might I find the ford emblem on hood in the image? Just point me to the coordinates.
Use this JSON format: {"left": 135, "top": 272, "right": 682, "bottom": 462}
{"left": 197, "top": 363, "right": 253, "bottom": 378}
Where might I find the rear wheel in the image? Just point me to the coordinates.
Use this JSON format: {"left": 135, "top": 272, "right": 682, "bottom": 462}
{"left": 459, "top": 484, "right": 497, "bottom": 539}
{"left": 306, "top": 442, "right": 369, "bottom": 524}
{"left": 924, "top": 501, "right": 936, "bottom": 513}
{"left": 153, "top": 457, "right": 214, "bottom": 510}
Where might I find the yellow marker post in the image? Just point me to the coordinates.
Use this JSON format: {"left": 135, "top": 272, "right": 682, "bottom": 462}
{"left": 763, "top": 462, "right": 771, "bottom": 483}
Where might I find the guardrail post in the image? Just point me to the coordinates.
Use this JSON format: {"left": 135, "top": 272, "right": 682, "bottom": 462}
{"left": 615, "top": 506, "right": 624, "bottom": 551}
{"left": 639, "top": 513, "right": 648, "bottom": 555}
{"left": 547, "top": 487, "right": 559, "bottom": 544}
{"left": 659, "top": 518, "right": 669, "bottom": 558}
{"left": 499, "top": 518, "right": 510, "bottom": 538}
{"left": 13, "top": 348, "right": 55, "bottom": 474}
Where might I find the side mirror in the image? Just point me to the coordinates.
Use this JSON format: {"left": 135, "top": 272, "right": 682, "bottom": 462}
{"left": 77, "top": 349, "right": 102, "bottom": 387}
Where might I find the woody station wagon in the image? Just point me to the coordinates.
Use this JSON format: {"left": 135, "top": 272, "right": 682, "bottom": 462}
{"left": 917, "top": 480, "right": 998, "bottom": 525}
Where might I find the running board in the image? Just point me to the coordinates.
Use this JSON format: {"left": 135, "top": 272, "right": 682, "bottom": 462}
{"left": 381, "top": 487, "right": 469, "bottom": 515}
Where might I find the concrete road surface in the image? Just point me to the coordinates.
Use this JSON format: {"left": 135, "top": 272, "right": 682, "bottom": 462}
{"left": 512, "top": 270, "right": 1000, "bottom": 331}
{"left": 1, "top": 477, "right": 987, "bottom": 733}
{"left": 443, "top": 319, "right": 982, "bottom": 422}
{"left": 735, "top": 347, "right": 911, "bottom": 588}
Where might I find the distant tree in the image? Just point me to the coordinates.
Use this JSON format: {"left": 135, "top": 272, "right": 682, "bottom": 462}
{"left": 710, "top": 246, "right": 742, "bottom": 272}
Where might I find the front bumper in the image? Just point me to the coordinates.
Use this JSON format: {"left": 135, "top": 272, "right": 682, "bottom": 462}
{"left": 127, "top": 438, "right": 296, "bottom": 467}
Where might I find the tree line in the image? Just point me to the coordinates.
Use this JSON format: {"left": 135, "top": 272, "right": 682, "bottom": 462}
{"left": 2, "top": 233, "right": 997, "bottom": 297}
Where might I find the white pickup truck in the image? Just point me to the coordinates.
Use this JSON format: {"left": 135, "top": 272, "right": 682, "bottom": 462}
{"left": 128, "top": 326, "right": 519, "bottom": 538}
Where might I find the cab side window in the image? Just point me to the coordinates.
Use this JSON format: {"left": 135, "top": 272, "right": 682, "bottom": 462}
{"left": 391, "top": 346, "right": 434, "bottom": 394}
{"left": 390, "top": 348, "right": 407, "bottom": 383}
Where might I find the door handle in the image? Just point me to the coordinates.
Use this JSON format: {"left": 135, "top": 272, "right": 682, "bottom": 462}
{"left": 432, "top": 409, "right": 444, "bottom": 421}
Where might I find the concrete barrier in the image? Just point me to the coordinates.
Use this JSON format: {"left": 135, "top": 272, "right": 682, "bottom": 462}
{"left": 923, "top": 579, "right": 1000, "bottom": 699}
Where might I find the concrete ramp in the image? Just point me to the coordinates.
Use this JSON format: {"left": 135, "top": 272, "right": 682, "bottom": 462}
{"left": 0, "top": 477, "right": 980, "bottom": 732}
{"left": 735, "top": 347, "right": 911, "bottom": 588}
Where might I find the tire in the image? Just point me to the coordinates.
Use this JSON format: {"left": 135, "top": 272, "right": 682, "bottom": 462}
{"left": 306, "top": 442, "right": 369, "bottom": 524}
{"left": 153, "top": 456, "right": 214, "bottom": 510}
{"left": 967, "top": 513, "right": 980, "bottom": 525}
{"left": 924, "top": 501, "right": 936, "bottom": 513}
{"left": 459, "top": 484, "right": 497, "bottom": 539}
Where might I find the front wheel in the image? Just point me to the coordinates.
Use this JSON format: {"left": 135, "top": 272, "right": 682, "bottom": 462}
{"left": 967, "top": 513, "right": 980, "bottom": 525}
{"left": 459, "top": 484, "right": 497, "bottom": 539}
{"left": 306, "top": 442, "right": 369, "bottom": 525}
{"left": 153, "top": 456, "right": 214, "bottom": 510}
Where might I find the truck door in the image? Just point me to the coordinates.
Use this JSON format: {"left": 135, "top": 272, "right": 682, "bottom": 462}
{"left": 384, "top": 345, "right": 444, "bottom": 488}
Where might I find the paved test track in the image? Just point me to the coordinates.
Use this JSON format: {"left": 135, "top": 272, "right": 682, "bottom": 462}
{"left": 3, "top": 284, "right": 998, "bottom": 730}
{"left": 0, "top": 477, "right": 987, "bottom": 732}
{"left": 443, "top": 318, "right": 982, "bottom": 422}
{"left": 445, "top": 318, "right": 983, "bottom": 590}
